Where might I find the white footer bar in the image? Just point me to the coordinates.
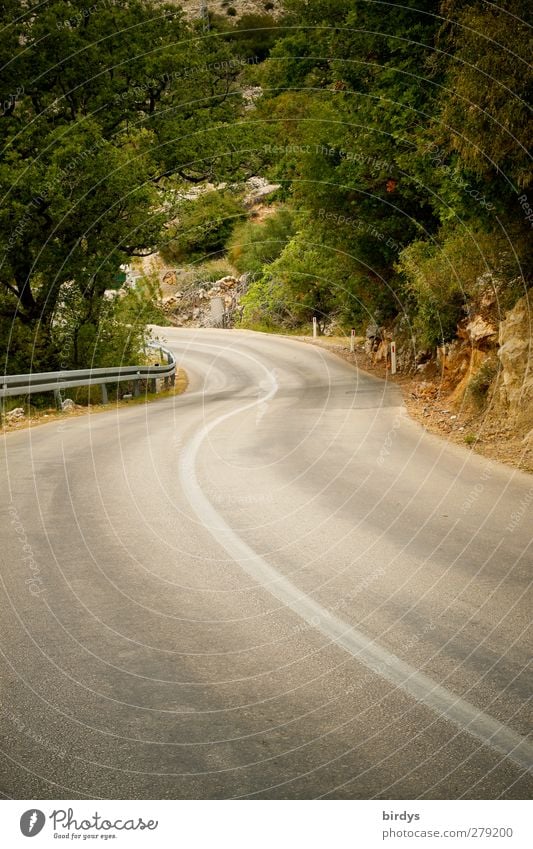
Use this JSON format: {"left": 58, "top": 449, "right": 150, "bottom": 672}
{"left": 3, "top": 800, "right": 531, "bottom": 848}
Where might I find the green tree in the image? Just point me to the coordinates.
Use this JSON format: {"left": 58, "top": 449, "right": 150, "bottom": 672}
{"left": 0, "top": 0, "right": 247, "bottom": 369}
{"left": 246, "top": 0, "right": 531, "bottom": 337}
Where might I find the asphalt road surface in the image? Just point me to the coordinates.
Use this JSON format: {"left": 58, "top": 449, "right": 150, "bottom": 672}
{"left": 1, "top": 328, "right": 532, "bottom": 799}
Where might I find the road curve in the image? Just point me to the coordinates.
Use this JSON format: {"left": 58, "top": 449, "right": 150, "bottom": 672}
{"left": 1, "top": 327, "right": 532, "bottom": 799}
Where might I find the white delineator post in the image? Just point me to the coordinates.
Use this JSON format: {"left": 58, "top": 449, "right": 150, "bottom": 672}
{"left": 390, "top": 341, "right": 397, "bottom": 375}
{"left": 312, "top": 317, "right": 317, "bottom": 338}
{"left": 350, "top": 328, "right": 355, "bottom": 353}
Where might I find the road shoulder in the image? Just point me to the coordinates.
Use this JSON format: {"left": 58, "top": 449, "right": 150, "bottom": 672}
{"left": 293, "top": 335, "right": 532, "bottom": 475}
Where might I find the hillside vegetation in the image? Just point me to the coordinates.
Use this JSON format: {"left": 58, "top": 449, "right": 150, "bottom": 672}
{"left": 1, "top": 0, "right": 531, "bottom": 446}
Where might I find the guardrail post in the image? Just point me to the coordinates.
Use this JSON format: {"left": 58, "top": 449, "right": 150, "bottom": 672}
{"left": 151, "top": 363, "right": 160, "bottom": 394}
{"left": 53, "top": 389, "right": 62, "bottom": 410}
{"left": 133, "top": 377, "right": 140, "bottom": 397}
{"left": 100, "top": 384, "right": 108, "bottom": 404}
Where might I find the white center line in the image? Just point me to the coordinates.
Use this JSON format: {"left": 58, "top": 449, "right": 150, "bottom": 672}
{"left": 178, "top": 345, "right": 533, "bottom": 774}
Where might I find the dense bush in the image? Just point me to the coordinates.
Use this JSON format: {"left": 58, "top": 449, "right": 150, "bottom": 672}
{"left": 161, "top": 191, "right": 246, "bottom": 264}
{"left": 227, "top": 15, "right": 282, "bottom": 61}
{"left": 227, "top": 208, "right": 296, "bottom": 275}
{"left": 239, "top": 274, "right": 295, "bottom": 329}
{"left": 396, "top": 227, "right": 531, "bottom": 350}
{"left": 240, "top": 224, "right": 353, "bottom": 330}
{"left": 0, "top": 306, "right": 60, "bottom": 374}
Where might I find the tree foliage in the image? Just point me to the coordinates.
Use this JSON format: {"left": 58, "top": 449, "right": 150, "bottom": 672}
{"left": 162, "top": 190, "right": 246, "bottom": 264}
{"left": 1, "top": 0, "right": 531, "bottom": 370}
{"left": 0, "top": 0, "right": 247, "bottom": 369}
{"left": 238, "top": 0, "right": 532, "bottom": 343}
{"left": 227, "top": 207, "right": 295, "bottom": 275}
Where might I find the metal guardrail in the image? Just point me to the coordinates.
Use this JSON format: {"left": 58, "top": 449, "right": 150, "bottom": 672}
{"left": 0, "top": 343, "right": 176, "bottom": 403}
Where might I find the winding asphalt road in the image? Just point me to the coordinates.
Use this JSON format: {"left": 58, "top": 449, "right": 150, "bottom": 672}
{"left": 1, "top": 327, "right": 532, "bottom": 799}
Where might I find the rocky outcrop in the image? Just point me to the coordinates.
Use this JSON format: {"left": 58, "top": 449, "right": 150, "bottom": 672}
{"left": 498, "top": 295, "right": 533, "bottom": 424}
{"left": 461, "top": 315, "right": 498, "bottom": 347}
{"left": 161, "top": 269, "right": 177, "bottom": 287}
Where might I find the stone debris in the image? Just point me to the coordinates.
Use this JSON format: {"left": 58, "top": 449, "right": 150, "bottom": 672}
{"left": 6, "top": 407, "right": 25, "bottom": 422}
{"left": 162, "top": 269, "right": 177, "bottom": 286}
{"left": 243, "top": 176, "right": 279, "bottom": 205}
{"left": 162, "top": 274, "right": 249, "bottom": 328}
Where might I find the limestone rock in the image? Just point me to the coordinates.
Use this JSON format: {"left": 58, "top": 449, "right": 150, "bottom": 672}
{"left": 219, "top": 276, "right": 239, "bottom": 289}
{"left": 162, "top": 270, "right": 176, "bottom": 286}
{"left": 498, "top": 295, "right": 533, "bottom": 421}
{"left": 464, "top": 315, "right": 498, "bottom": 345}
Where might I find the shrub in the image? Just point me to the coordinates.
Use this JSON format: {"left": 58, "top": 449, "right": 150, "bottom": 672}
{"left": 227, "top": 208, "right": 295, "bottom": 275}
{"left": 239, "top": 225, "right": 348, "bottom": 331}
{"left": 188, "top": 258, "right": 237, "bottom": 284}
{"left": 161, "top": 191, "right": 246, "bottom": 264}
{"left": 396, "top": 226, "right": 531, "bottom": 352}
{"left": 0, "top": 312, "right": 60, "bottom": 374}
{"left": 467, "top": 357, "right": 500, "bottom": 407}
{"left": 227, "top": 14, "right": 280, "bottom": 61}
{"left": 239, "top": 274, "right": 295, "bottom": 329}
